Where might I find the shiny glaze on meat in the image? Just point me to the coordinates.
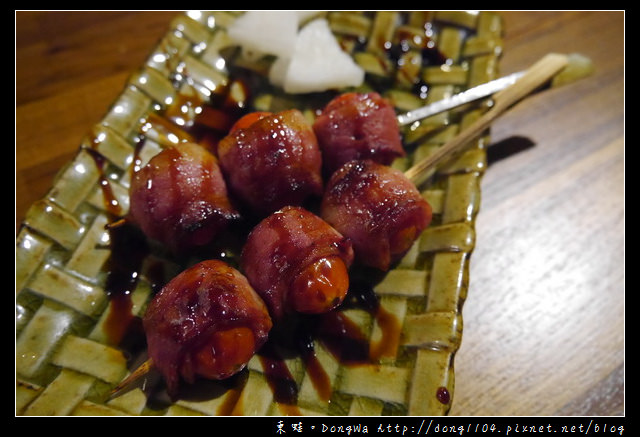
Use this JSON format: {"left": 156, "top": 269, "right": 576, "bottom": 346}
{"left": 217, "top": 109, "right": 323, "bottom": 217}
{"left": 241, "top": 206, "right": 354, "bottom": 320}
{"left": 321, "top": 160, "right": 431, "bottom": 271}
{"left": 313, "top": 92, "right": 405, "bottom": 176}
{"left": 128, "top": 142, "right": 240, "bottom": 253}
{"left": 142, "top": 260, "right": 272, "bottom": 397}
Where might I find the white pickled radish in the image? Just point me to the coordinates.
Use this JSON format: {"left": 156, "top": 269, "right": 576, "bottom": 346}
{"left": 227, "top": 11, "right": 299, "bottom": 58}
{"left": 269, "top": 18, "right": 365, "bottom": 94}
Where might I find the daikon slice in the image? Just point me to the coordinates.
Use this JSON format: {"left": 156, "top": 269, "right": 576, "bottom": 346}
{"left": 227, "top": 11, "right": 299, "bottom": 58}
{"left": 269, "top": 18, "right": 364, "bottom": 94}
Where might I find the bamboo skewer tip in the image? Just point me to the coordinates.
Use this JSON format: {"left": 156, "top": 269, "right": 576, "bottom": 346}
{"left": 109, "top": 358, "right": 154, "bottom": 400}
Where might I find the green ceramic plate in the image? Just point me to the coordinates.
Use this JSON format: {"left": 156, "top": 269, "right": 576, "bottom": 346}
{"left": 16, "top": 11, "right": 502, "bottom": 416}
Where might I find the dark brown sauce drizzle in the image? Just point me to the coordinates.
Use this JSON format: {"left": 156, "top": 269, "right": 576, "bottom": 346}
{"left": 317, "top": 281, "right": 402, "bottom": 364}
{"left": 253, "top": 279, "right": 401, "bottom": 413}
{"left": 217, "top": 383, "right": 245, "bottom": 416}
{"left": 84, "top": 137, "right": 146, "bottom": 349}
{"left": 139, "top": 77, "right": 250, "bottom": 155}
{"left": 84, "top": 146, "right": 122, "bottom": 219}
{"left": 102, "top": 222, "right": 148, "bottom": 348}
{"left": 436, "top": 386, "right": 451, "bottom": 405}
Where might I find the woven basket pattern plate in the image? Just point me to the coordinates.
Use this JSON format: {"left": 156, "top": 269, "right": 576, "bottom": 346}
{"left": 16, "top": 11, "right": 502, "bottom": 416}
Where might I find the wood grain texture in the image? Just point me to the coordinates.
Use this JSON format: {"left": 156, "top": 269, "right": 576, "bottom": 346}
{"left": 449, "top": 11, "right": 624, "bottom": 416}
{"left": 16, "top": 11, "right": 177, "bottom": 232}
{"left": 15, "top": 11, "right": 624, "bottom": 416}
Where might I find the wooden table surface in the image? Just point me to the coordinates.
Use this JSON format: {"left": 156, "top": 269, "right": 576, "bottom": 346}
{"left": 15, "top": 11, "right": 624, "bottom": 416}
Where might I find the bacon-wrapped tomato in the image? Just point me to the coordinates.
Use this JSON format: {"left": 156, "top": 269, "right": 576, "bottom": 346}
{"left": 128, "top": 142, "right": 240, "bottom": 253}
{"left": 241, "top": 206, "right": 354, "bottom": 320}
{"left": 142, "top": 260, "right": 272, "bottom": 396}
{"left": 313, "top": 92, "right": 405, "bottom": 176}
{"left": 321, "top": 160, "right": 432, "bottom": 271}
{"left": 217, "top": 109, "right": 323, "bottom": 217}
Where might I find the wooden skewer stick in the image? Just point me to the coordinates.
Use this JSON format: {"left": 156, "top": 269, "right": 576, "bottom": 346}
{"left": 403, "top": 53, "right": 570, "bottom": 185}
{"left": 109, "top": 358, "right": 154, "bottom": 399}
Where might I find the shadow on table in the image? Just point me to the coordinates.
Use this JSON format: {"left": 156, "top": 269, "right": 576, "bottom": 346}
{"left": 487, "top": 136, "right": 536, "bottom": 166}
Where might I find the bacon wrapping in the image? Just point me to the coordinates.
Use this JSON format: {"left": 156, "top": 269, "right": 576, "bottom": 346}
{"left": 217, "top": 109, "right": 323, "bottom": 217}
{"left": 321, "top": 160, "right": 432, "bottom": 271}
{"left": 241, "top": 206, "right": 354, "bottom": 320}
{"left": 313, "top": 92, "right": 405, "bottom": 176}
{"left": 143, "top": 260, "right": 272, "bottom": 396}
{"left": 128, "top": 142, "right": 240, "bottom": 253}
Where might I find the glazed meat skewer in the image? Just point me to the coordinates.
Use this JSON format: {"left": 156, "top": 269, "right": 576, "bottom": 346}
{"left": 320, "top": 54, "right": 570, "bottom": 270}
{"left": 320, "top": 159, "right": 432, "bottom": 271}
{"left": 127, "top": 142, "right": 240, "bottom": 254}
{"left": 312, "top": 91, "right": 405, "bottom": 176}
{"left": 241, "top": 206, "right": 354, "bottom": 320}
{"left": 112, "top": 260, "right": 272, "bottom": 398}
{"left": 217, "top": 109, "right": 323, "bottom": 218}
